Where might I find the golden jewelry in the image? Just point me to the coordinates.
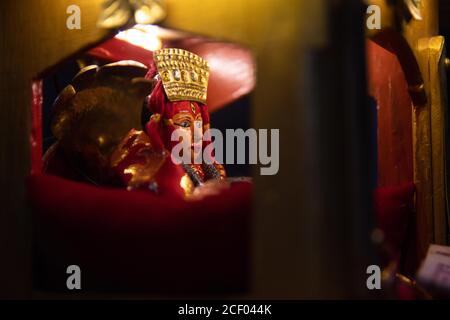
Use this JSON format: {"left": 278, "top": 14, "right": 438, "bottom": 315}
{"left": 153, "top": 48, "right": 209, "bottom": 104}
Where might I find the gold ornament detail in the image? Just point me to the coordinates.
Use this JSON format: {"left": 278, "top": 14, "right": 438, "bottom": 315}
{"left": 153, "top": 48, "right": 209, "bottom": 104}
{"left": 97, "top": 0, "right": 167, "bottom": 29}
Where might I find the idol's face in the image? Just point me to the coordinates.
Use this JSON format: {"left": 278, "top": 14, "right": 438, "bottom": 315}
{"left": 170, "top": 101, "right": 203, "bottom": 160}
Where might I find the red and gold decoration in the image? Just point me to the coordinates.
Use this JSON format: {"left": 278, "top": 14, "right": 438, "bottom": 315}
{"left": 45, "top": 49, "right": 226, "bottom": 198}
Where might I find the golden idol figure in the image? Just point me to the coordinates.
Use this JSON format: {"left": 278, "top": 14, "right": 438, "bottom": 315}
{"left": 45, "top": 49, "right": 227, "bottom": 198}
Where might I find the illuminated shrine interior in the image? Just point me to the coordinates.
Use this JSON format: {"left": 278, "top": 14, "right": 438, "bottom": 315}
{"left": 42, "top": 25, "right": 256, "bottom": 178}
{"left": 1, "top": 0, "right": 450, "bottom": 301}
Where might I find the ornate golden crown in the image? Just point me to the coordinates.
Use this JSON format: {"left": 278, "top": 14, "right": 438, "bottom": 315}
{"left": 153, "top": 48, "right": 209, "bottom": 104}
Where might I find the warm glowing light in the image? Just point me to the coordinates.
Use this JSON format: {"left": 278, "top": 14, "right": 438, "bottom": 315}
{"left": 180, "top": 174, "right": 194, "bottom": 196}
{"left": 116, "top": 25, "right": 162, "bottom": 51}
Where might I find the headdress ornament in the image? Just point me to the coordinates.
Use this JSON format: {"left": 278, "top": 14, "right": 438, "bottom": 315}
{"left": 153, "top": 48, "right": 209, "bottom": 104}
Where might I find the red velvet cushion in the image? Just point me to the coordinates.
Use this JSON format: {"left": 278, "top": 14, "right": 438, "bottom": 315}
{"left": 28, "top": 174, "right": 251, "bottom": 293}
{"left": 374, "top": 183, "right": 415, "bottom": 259}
